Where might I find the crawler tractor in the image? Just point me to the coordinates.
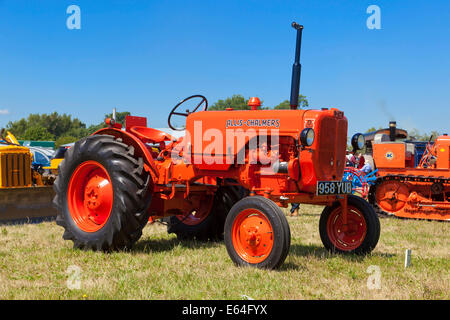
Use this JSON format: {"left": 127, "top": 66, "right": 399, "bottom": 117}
{"left": 0, "top": 130, "right": 56, "bottom": 223}
{"left": 366, "top": 122, "right": 450, "bottom": 221}
{"left": 53, "top": 23, "right": 380, "bottom": 269}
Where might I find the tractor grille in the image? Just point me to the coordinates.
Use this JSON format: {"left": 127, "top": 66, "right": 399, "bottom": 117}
{"left": 0, "top": 152, "right": 32, "bottom": 188}
{"left": 317, "top": 117, "right": 347, "bottom": 179}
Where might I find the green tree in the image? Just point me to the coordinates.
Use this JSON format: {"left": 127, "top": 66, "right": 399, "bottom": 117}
{"left": 55, "top": 136, "right": 78, "bottom": 148}
{"left": 365, "top": 126, "right": 385, "bottom": 133}
{"left": 6, "top": 112, "right": 86, "bottom": 140}
{"left": 65, "top": 127, "right": 90, "bottom": 138}
{"left": 5, "top": 111, "right": 132, "bottom": 143}
{"left": 209, "top": 95, "right": 253, "bottom": 111}
{"left": 85, "top": 111, "right": 132, "bottom": 135}
{"left": 86, "top": 123, "right": 107, "bottom": 135}
{"left": 104, "top": 111, "right": 131, "bottom": 126}
{"left": 408, "top": 129, "right": 441, "bottom": 142}
{"left": 6, "top": 118, "right": 27, "bottom": 136}
{"left": 407, "top": 128, "right": 421, "bottom": 140}
{"left": 22, "top": 126, "right": 55, "bottom": 141}
{"left": 430, "top": 131, "right": 441, "bottom": 142}
{"left": 273, "top": 95, "right": 309, "bottom": 109}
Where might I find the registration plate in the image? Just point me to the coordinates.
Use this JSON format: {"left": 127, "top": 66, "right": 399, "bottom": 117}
{"left": 316, "top": 181, "right": 352, "bottom": 196}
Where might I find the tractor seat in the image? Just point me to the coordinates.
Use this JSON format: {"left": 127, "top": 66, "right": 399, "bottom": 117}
{"left": 129, "top": 126, "right": 175, "bottom": 144}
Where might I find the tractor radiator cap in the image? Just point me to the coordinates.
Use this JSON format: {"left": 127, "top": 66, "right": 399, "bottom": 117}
{"left": 248, "top": 97, "right": 261, "bottom": 110}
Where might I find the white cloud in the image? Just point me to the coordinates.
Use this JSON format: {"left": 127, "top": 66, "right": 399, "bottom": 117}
{"left": 0, "top": 109, "right": 9, "bottom": 115}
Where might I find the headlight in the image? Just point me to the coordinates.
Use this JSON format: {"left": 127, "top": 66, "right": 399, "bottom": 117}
{"left": 300, "top": 128, "right": 315, "bottom": 147}
{"left": 351, "top": 133, "right": 365, "bottom": 150}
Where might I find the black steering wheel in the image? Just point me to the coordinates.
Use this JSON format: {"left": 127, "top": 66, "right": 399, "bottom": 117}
{"left": 168, "top": 95, "right": 208, "bottom": 131}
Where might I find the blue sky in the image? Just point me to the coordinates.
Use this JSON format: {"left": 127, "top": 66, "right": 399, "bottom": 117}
{"left": 0, "top": 0, "right": 449, "bottom": 136}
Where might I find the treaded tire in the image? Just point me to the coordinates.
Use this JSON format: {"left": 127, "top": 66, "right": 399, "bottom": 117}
{"left": 224, "top": 196, "right": 291, "bottom": 270}
{"left": 319, "top": 195, "right": 380, "bottom": 255}
{"left": 266, "top": 199, "right": 291, "bottom": 266}
{"left": 53, "top": 135, "right": 151, "bottom": 251}
{"left": 167, "top": 186, "right": 243, "bottom": 241}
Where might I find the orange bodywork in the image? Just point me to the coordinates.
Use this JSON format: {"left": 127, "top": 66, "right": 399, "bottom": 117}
{"left": 184, "top": 108, "right": 347, "bottom": 191}
{"left": 93, "top": 106, "right": 349, "bottom": 219}
{"left": 371, "top": 135, "right": 450, "bottom": 221}
{"left": 435, "top": 135, "right": 450, "bottom": 169}
{"left": 373, "top": 143, "right": 414, "bottom": 169}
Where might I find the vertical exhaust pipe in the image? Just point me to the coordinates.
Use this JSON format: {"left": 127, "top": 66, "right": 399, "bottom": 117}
{"left": 290, "top": 22, "right": 304, "bottom": 110}
{"left": 389, "top": 121, "right": 396, "bottom": 141}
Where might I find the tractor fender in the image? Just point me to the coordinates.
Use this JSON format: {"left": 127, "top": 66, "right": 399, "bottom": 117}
{"left": 91, "top": 127, "right": 159, "bottom": 178}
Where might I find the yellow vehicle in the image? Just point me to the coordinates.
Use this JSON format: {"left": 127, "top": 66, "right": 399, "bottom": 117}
{"left": 42, "top": 144, "right": 71, "bottom": 175}
{"left": 0, "top": 129, "right": 57, "bottom": 223}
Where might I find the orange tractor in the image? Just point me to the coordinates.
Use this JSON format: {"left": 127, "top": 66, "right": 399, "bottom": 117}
{"left": 367, "top": 122, "right": 450, "bottom": 221}
{"left": 53, "top": 22, "right": 380, "bottom": 269}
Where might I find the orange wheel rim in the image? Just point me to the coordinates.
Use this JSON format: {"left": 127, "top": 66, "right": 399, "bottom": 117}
{"left": 68, "top": 161, "right": 113, "bottom": 233}
{"left": 231, "top": 209, "right": 274, "bottom": 264}
{"left": 326, "top": 206, "right": 367, "bottom": 251}
{"left": 376, "top": 181, "right": 409, "bottom": 213}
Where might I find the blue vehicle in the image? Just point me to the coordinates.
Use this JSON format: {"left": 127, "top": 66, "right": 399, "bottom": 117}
{"left": 29, "top": 147, "right": 54, "bottom": 168}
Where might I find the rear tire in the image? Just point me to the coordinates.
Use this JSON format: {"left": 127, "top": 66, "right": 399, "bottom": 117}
{"left": 224, "top": 196, "right": 290, "bottom": 269}
{"left": 319, "top": 195, "right": 380, "bottom": 254}
{"left": 167, "top": 186, "right": 244, "bottom": 241}
{"left": 53, "top": 135, "right": 151, "bottom": 251}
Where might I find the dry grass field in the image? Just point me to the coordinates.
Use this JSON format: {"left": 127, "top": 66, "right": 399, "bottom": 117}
{"left": 0, "top": 205, "right": 448, "bottom": 300}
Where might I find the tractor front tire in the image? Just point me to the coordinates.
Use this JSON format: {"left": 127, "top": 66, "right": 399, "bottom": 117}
{"left": 53, "top": 135, "right": 151, "bottom": 251}
{"left": 319, "top": 195, "right": 380, "bottom": 255}
{"left": 224, "top": 196, "right": 291, "bottom": 270}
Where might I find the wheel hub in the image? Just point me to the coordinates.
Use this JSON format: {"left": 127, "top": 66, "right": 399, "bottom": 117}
{"left": 85, "top": 183, "right": 99, "bottom": 209}
{"left": 68, "top": 161, "right": 113, "bottom": 232}
{"left": 376, "top": 180, "right": 409, "bottom": 213}
{"left": 232, "top": 209, "right": 274, "bottom": 263}
{"left": 327, "top": 206, "right": 367, "bottom": 251}
{"left": 245, "top": 228, "right": 261, "bottom": 246}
